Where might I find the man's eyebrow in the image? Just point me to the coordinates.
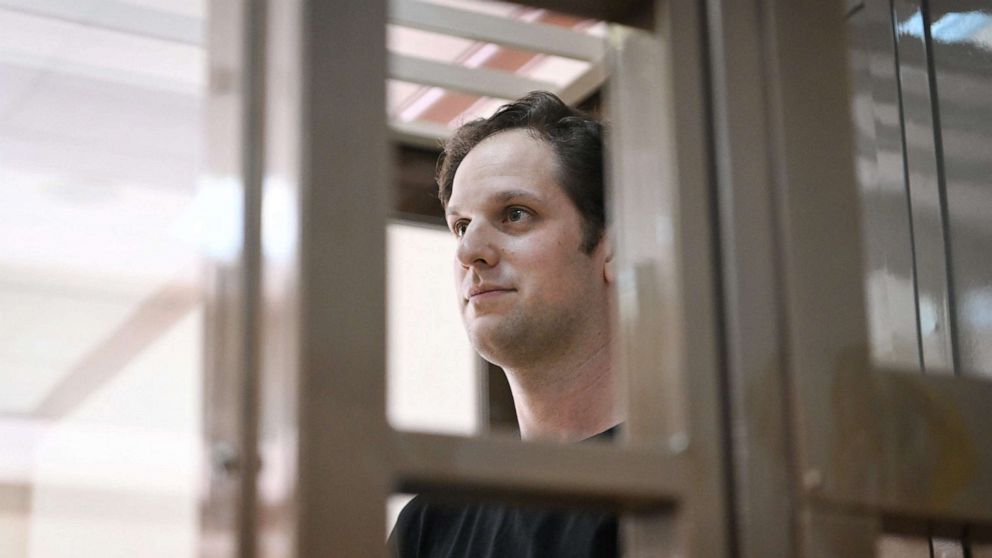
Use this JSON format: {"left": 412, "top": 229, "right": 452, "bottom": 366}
{"left": 494, "top": 189, "right": 543, "bottom": 204}
{"left": 445, "top": 190, "right": 544, "bottom": 218}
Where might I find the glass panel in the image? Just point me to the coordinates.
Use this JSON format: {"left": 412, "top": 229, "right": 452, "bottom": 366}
{"left": 893, "top": 0, "right": 956, "bottom": 373}
{"left": 0, "top": 2, "right": 207, "bottom": 556}
{"left": 849, "top": 0, "right": 923, "bottom": 371}
{"left": 929, "top": 1, "right": 992, "bottom": 378}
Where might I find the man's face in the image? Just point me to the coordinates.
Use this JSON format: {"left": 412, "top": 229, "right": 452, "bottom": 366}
{"left": 445, "top": 129, "right": 611, "bottom": 368}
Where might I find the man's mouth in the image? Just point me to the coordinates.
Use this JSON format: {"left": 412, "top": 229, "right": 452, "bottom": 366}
{"left": 467, "top": 286, "right": 515, "bottom": 300}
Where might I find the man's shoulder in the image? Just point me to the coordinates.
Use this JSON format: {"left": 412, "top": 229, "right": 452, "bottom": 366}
{"left": 389, "top": 495, "right": 489, "bottom": 557}
{"left": 394, "top": 494, "right": 478, "bottom": 528}
{"left": 390, "top": 495, "right": 617, "bottom": 558}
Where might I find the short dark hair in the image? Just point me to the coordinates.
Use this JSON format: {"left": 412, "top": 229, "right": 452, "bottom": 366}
{"left": 436, "top": 91, "right": 605, "bottom": 253}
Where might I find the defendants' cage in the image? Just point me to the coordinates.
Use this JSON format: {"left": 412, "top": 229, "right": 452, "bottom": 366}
{"left": 202, "top": 1, "right": 992, "bottom": 557}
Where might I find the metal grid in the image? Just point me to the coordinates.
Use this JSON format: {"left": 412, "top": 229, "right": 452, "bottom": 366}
{"left": 204, "top": 0, "right": 992, "bottom": 556}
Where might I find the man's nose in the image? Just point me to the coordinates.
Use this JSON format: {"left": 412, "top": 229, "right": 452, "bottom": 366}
{"left": 455, "top": 221, "right": 499, "bottom": 269}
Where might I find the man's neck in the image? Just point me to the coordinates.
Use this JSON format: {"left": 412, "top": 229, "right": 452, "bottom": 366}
{"left": 503, "top": 341, "right": 623, "bottom": 443}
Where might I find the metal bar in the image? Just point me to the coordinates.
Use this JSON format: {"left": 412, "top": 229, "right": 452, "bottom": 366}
{"left": 705, "top": 0, "right": 796, "bottom": 555}
{"left": 254, "top": 0, "right": 304, "bottom": 553}
{"left": 296, "top": 0, "right": 391, "bottom": 553}
{"left": 811, "top": 369, "right": 992, "bottom": 526}
{"left": 389, "top": 120, "right": 450, "bottom": 149}
{"left": 657, "top": 1, "right": 733, "bottom": 556}
{"left": 389, "top": 54, "right": 555, "bottom": 101}
{"left": 475, "top": 357, "right": 492, "bottom": 436}
{"left": 394, "top": 431, "right": 686, "bottom": 511}
{"left": 391, "top": 55, "right": 604, "bottom": 124}
{"left": 800, "top": 506, "right": 880, "bottom": 558}
{"left": 389, "top": 0, "right": 605, "bottom": 61}
{"left": 608, "top": 20, "right": 684, "bottom": 445}
{"left": 237, "top": 0, "right": 266, "bottom": 556}
{"left": 557, "top": 59, "right": 606, "bottom": 106}
{"left": 388, "top": 62, "right": 604, "bottom": 146}
{"left": 759, "top": 0, "right": 879, "bottom": 518}
{"left": 623, "top": 513, "right": 681, "bottom": 558}
{"left": 608, "top": 0, "right": 730, "bottom": 554}
{"left": 253, "top": 0, "right": 391, "bottom": 556}
{"left": 202, "top": 0, "right": 249, "bottom": 556}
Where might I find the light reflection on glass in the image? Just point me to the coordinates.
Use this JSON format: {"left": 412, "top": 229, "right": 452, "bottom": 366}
{"left": 173, "top": 175, "right": 244, "bottom": 263}
{"left": 897, "top": 9, "right": 992, "bottom": 50}
{"left": 0, "top": 1, "right": 206, "bottom": 556}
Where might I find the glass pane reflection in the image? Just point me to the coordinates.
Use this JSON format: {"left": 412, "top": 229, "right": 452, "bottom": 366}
{"left": 0, "top": 2, "right": 206, "bottom": 556}
{"left": 929, "top": 2, "right": 992, "bottom": 378}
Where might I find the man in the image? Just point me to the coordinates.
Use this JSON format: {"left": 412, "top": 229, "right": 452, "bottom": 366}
{"left": 390, "top": 91, "right": 621, "bottom": 558}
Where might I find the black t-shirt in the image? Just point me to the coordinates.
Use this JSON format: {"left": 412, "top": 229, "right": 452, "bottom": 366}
{"left": 388, "top": 428, "right": 619, "bottom": 558}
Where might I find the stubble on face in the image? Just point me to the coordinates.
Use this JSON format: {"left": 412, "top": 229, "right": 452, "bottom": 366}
{"left": 448, "top": 130, "right": 609, "bottom": 375}
{"left": 464, "top": 275, "right": 593, "bottom": 372}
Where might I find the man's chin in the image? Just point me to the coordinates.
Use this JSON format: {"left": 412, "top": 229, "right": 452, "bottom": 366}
{"left": 465, "top": 317, "right": 522, "bottom": 360}
{"left": 465, "top": 315, "right": 503, "bottom": 340}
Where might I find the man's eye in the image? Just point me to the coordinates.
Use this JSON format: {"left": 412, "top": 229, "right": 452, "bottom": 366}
{"left": 506, "top": 208, "right": 528, "bottom": 222}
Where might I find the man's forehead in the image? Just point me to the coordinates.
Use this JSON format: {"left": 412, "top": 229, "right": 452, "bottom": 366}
{"left": 447, "top": 131, "right": 560, "bottom": 213}
{"left": 471, "top": 136, "right": 541, "bottom": 168}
